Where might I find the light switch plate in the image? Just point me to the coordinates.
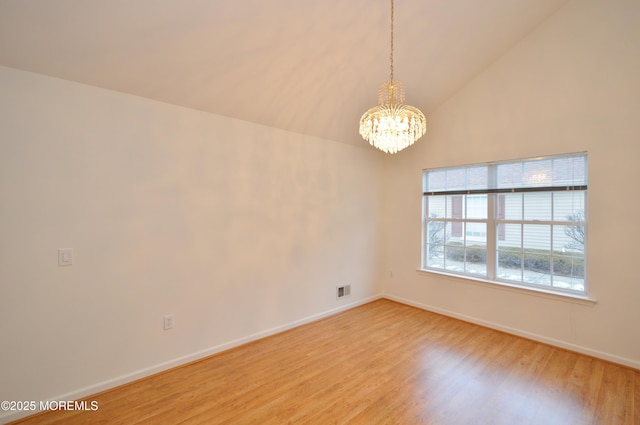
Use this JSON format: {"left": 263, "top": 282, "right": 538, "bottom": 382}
{"left": 164, "top": 314, "right": 174, "bottom": 330}
{"left": 58, "top": 248, "right": 73, "bottom": 266}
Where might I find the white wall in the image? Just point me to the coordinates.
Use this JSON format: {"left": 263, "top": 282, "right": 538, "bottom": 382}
{"left": 2, "top": 0, "right": 640, "bottom": 421}
{"left": 0, "top": 66, "right": 382, "bottom": 421}
{"left": 381, "top": 0, "right": 640, "bottom": 368}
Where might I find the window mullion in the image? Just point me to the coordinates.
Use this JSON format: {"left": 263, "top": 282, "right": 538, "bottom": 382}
{"left": 486, "top": 164, "right": 497, "bottom": 280}
{"left": 422, "top": 195, "right": 428, "bottom": 267}
{"left": 487, "top": 193, "right": 496, "bottom": 280}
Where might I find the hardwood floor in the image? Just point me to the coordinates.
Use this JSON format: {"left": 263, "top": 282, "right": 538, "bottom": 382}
{"left": 11, "top": 299, "right": 639, "bottom": 424}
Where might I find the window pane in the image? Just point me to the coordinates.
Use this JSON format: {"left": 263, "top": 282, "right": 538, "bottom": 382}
{"left": 424, "top": 166, "right": 489, "bottom": 193}
{"left": 523, "top": 192, "right": 552, "bottom": 221}
{"left": 446, "top": 169, "right": 466, "bottom": 191}
{"left": 444, "top": 222, "right": 457, "bottom": 244}
{"left": 465, "top": 239, "right": 487, "bottom": 277}
{"left": 427, "top": 196, "right": 446, "bottom": 218}
{"left": 427, "top": 170, "right": 446, "bottom": 192}
{"left": 523, "top": 253, "right": 552, "bottom": 285}
{"left": 552, "top": 253, "right": 585, "bottom": 292}
{"left": 523, "top": 224, "right": 551, "bottom": 252}
{"left": 467, "top": 166, "right": 489, "bottom": 190}
{"left": 553, "top": 224, "right": 585, "bottom": 253}
{"left": 497, "top": 162, "right": 523, "bottom": 188}
{"left": 552, "top": 275, "right": 585, "bottom": 292}
{"left": 466, "top": 195, "right": 488, "bottom": 219}
{"left": 497, "top": 247, "right": 522, "bottom": 281}
{"left": 552, "top": 155, "right": 587, "bottom": 186}
{"left": 426, "top": 244, "right": 444, "bottom": 268}
{"left": 448, "top": 220, "right": 464, "bottom": 243}
{"left": 502, "top": 193, "right": 522, "bottom": 220}
{"left": 466, "top": 222, "right": 486, "bottom": 241}
{"left": 444, "top": 243, "right": 464, "bottom": 273}
{"left": 522, "top": 159, "right": 552, "bottom": 187}
{"left": 553, "top": 191, "right": 585, "bottom": 221}
{"left": 498, "top": 223, "right": 521, "bottom": 249}
{"left": 497, "top": 223, "right": 521, "bottom": 280}
{"left": 427, "top": 221, "right": 446, "bottom": 246}
{"left": 553, "top": 253, "right": 585, "bottom": 278}
{"left": 445, "top": 195, "right": 489, "bottom": 219}
{"left": 446, "top": 195, "right": 460, "bottom": 219}
{"left": 453, "top": 195, "right": 464, "bottom": 219}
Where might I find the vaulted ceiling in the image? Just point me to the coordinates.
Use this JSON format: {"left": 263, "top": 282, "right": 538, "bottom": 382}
{"left": 0, "top": 0, "right": 569, "bottom": 147}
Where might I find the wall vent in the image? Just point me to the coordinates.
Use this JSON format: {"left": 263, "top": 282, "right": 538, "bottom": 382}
{"left": 336, "top": 285, "right": 351, "bottom": 299}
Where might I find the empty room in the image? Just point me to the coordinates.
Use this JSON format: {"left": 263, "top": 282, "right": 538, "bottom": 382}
{"left": 1, "top": 0, "right": 639, "bottom": 424}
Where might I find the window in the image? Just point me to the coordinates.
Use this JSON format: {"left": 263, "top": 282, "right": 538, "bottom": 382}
{"left": 422, "top": 153, "right": 587, "bottom": 295}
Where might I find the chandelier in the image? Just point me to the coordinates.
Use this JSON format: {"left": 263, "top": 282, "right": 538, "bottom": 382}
{"left": 359, "top": 0, "right": 426, "bottom": 154}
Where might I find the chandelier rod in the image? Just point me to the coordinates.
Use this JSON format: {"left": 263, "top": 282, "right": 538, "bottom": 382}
{"left": 389, "top": 0, "right": 394, "bottom": 83}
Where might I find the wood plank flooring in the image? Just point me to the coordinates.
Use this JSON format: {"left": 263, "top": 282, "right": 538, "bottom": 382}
{"left": 10, "top": 299, "right": 640, "bottom": 424}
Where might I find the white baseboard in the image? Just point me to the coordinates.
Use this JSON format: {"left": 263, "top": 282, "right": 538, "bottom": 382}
{"left": 382, "top": 293, "right": 640, "bottom": 371}
{"left": 0, "top": 295, "right": 381, "bottom": 424}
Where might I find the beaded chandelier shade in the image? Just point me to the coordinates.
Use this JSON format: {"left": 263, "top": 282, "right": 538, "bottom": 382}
{"left": 359, "top": 0, "right": 426, "bottom": 154}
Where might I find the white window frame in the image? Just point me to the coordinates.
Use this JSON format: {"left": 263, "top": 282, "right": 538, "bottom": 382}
{"left": 421, "top": 153, "right": 588, "bottom": 298}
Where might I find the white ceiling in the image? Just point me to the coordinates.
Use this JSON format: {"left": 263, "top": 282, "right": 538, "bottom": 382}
{"left": 0, "top": 0, "right": 569, "bottom": 147}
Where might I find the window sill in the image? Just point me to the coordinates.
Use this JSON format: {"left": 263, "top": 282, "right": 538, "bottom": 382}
{"left": 416, "top": 268, "right": 597, "bottom": 306}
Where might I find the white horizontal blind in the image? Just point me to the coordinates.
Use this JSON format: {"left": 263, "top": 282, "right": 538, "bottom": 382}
{"left": 423, "top": 153, "right": 587, "bottom": 195}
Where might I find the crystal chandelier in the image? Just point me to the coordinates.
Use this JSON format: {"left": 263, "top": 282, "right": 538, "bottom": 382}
{"left": 359, "top": 0, "right": 426, "bottom": 154}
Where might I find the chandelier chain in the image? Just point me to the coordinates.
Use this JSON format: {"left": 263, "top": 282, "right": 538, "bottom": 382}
{"left": 389, "top": 0, "right": 394, "bottom": 83}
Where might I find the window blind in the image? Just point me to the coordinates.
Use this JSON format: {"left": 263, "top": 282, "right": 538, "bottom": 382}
{"left": 423, "top": 153, "right": 587, "bottom": 196}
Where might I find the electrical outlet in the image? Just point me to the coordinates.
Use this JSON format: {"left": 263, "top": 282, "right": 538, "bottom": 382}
{"left": 163, "top": 314, "right": 174, "bottom": 330}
